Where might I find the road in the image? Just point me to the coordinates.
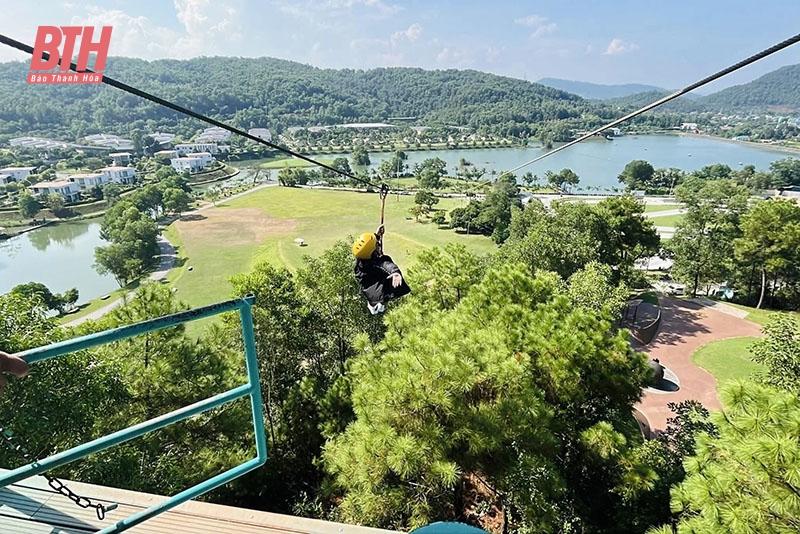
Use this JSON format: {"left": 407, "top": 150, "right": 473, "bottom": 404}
{"left": 62, "top": 180, "right": 278, "bottom": 327}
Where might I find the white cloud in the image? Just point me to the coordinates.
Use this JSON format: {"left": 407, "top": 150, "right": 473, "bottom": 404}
{"left": 604, "top": 38, "right": 639, "bottom": 55}
{"left": 514, "top": 15, "right": 547, "bottom": 27}
{"left": 391, "top": 23, "right": 422, "bottom": 46}
{"left": 435, "top": 46, "right": 471, "bottom": 67}
{"left": 486, "top": 46, "right": 503, "bottom": 62}
{"left": 514, "top": 14, "right": 557, "bottom": 39}
{"left": 68, "top": 2, "right": 244, "bottom": 59}
{"left": 532, "top": 22, "right": 557, "bottom": 38}
{"left": 71, "top": 6, "right": 176, "bottom": 57}
{"left": 273, "top": 0, "right": 401, "bottom": 19}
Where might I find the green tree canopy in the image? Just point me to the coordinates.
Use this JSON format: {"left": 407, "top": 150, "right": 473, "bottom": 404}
{"left": 324, "top": 263, "right": 652, "bottom": 531}
{"left": 18, "top": 190, "right": 41, "bottom": 219}
{"left": 618, "top": 160, "right": 655, "bottom": 191}
{"left": 669, "top": 178, "right": 749, "bottom": 297}
{"left": 654, "top": 382, "right": 800, "bottom": 534}
{"left": 734, "top": 199, "right": 800, "bottom": 308}
{"left": 352, "top": 146, "right": 370, "bottom": 166}
{"left": 749, "top": 314, "right": 800, "bottom": 394}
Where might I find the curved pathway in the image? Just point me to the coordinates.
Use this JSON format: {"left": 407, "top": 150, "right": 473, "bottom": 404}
{"left": 62, "top": 235, "right": 177, "bottom": 327}
{"left": 635, "top": 296, "right": 762, "bottom": 435}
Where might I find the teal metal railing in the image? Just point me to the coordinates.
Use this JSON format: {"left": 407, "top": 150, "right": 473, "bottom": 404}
{"left": 0, "top": 296, "right": 267, "bottom": 534}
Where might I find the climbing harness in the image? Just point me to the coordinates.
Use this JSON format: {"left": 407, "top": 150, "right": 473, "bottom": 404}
{"left": 1, "top": 425, "right": 118, "bottom": 520}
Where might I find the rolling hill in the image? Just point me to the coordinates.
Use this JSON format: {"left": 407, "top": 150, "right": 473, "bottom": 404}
{"left": 698, "top": 64, "right": 800, "bottom": 112}
{"left": 537, "top": 78, "right": 668, "bottom": 100}
{"left": 0, "top": 57, "right": 600, "bottom": 139}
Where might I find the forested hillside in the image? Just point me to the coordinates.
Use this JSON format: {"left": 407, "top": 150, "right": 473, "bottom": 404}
{"left": 0, "top": 57, "right": 613, "bottom": 140}
{"left": 699, "top": 63, "right": 800, "bottom": 112}
{"left": 603, "top": 91, "right": 703, "bottom": 113}
{"left": 607, "top": 64, "right": 800, "bottom": 114}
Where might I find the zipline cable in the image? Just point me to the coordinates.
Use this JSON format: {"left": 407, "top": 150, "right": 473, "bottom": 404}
{"left": 1, "top": 32, "right": 799, "bottom": 187}
{"left": 0, "top": 33, "right": 381, "bottom": 190}
{"left": 501, "top": 32, "right": 800, "bottom": 178}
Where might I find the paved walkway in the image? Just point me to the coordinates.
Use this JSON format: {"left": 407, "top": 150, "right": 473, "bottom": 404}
{"left": 635, "top": 296, "right": 762, "bottom": 435}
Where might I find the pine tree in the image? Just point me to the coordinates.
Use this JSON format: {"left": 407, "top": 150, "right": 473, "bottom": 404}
{"left": 653, "top": 382, "right": 800, "bottom": 534}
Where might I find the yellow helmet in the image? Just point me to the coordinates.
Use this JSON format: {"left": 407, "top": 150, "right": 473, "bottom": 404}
{"left": 352, "top": 233, "right": 377, "bottom": 259}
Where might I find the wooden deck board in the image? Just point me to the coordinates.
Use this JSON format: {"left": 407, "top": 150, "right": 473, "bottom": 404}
{"left": 0, "top": 469, "right": 393, "bottom": 534}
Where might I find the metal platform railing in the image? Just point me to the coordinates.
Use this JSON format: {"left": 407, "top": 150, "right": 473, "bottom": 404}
{"left": 0, "top": 296, "right": 267, "bottom": 534}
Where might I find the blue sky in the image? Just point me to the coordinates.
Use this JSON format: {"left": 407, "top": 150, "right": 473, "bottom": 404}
{"left": 1, "top": 1, "right": 799, "bottom": 92}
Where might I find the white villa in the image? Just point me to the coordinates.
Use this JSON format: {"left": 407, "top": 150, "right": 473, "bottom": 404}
{"left": 100, "top": 167, "right": 137, "bottom": 185}
{"left": 84, "top": 134, "right": 134, "bottom": 151}
{"left": 196, "top": 127, "right": 231, "bottom": 143}
{"left": 29, "top": 180, "right": 81, "bottom": 203}
{"left": 248, "top": 128, "right": 272, "bottom": 142}
{"left": 0, "top": 167, "right": 36, "bottom": 182}
{"left": 175, "top": 143, "right": 223, "bottom": 156}
{"left": 0, "top": 173, "right": 13, "bottom": 185}
{"left": 171, "top": 157, "right": 206, "bottom": 173}
{"left": 69, "top": 173, "right": 108, "bottom": 190}
{"left": 186, "top": 152, "right": 213, "bottom": 165}
{"left": 154, "top": 150, "right": 178, "bottom": 160}
{"left": 109, "top": 152, "right": 132, "bottom": 166}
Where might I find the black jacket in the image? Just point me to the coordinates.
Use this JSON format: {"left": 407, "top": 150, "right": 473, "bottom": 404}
{"left": 354, "top": 254, "right": 411, "bottom": 305}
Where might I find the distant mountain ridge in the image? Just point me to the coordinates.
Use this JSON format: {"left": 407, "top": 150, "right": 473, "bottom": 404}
{"left": 537, "top": 78, "right": 668, "bottom": 100}
{"left": 542, "top": 63, "right": 800, "bottom": 113}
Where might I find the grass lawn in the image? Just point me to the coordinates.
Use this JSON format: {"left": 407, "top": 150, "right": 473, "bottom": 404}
{"left": 259, "top": 158, "right": 335, "bottom": 169}
{"left": 165, "top": 187, "right": 497, "bottom": 310}
{"left": 649, "top": 213, "right": 684, "bottom": 227}
{"left": 721, "top": 301, "right": 800, "bottom": 327}
{"left": 55, "top": 283, "right": 139, "bottom": 325}
{"left": 643, "top": 203, "right": 681, "bottom": 213}
{"left": 691, "top": 337, "right": 765, "bottom": 388}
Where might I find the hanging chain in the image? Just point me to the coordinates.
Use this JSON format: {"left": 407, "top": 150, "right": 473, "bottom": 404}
{"left": 0, "top": 426, "right": 118, "bottom": 520}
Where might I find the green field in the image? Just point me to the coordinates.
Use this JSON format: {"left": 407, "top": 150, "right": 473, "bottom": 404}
{"left": 649, "top": 213, "right": 684, "bottom": 227}
{"left": 722, "top": 301, "right": 800, "bottom": 327}
{"left": 260, "top": 158, "right": 335, "bottom": 169}
{"left": 691, "top": 337, "right": 765, "bottom": 388}
{"left": 165, "top": 187, "right": 497, "bottom": 309}
{"left": 643, "top": 203, "right": 681, "bottom": 213}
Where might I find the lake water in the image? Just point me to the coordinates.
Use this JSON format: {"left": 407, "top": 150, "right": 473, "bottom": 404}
{"left": 0, "top": 219, "right": 118, "bottom": 302}
{"left": 366, "top": 134, "right": 793, "bottom": 190}
{"left": 1, "top": 135, "right": 795, "bottom": 304}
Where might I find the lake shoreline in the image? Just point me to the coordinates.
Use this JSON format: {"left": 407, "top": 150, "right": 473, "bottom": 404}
{"left": 0, "top": 213, "right": 105, "bottom": 241}
{"left": 676, "top": 132, "right": 800, "bottom": 156}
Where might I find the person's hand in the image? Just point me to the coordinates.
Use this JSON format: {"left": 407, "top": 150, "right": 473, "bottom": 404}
{"left": 388, "top": 273, "right": 403, "bottom": 288}
{"left": 376, "top": 224, "right": 385, "bottom": 237}
{"left": 0, "top": 351, "right": 29, "bottom": 396}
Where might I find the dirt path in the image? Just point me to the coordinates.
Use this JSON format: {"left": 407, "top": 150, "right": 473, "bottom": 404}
{"left": 635, "top": 296, "right": 763, "bottom": 435}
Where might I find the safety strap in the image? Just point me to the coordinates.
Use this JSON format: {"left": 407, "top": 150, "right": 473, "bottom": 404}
{"left": 376, "top": 184, "right": 390, "bottom": 254}
{"left": 379, "top": 183, "right": 389, "bottom": 226}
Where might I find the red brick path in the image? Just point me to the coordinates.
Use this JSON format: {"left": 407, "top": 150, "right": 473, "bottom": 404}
{"left": 635, "top": 296, "right": 762, "bottom": 434}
